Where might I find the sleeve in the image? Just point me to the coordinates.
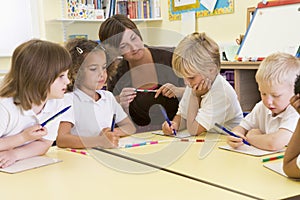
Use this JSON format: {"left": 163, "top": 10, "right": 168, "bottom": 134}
{"left": 60, "top": 94, "right": 75, "bottom": 124}
{"left": 0, "top": 103, "right": 9, "bottom": 137}
{"left": 108, "top": 92, "right": 127, "bottom": 123}
{"left": 279, "top": 105, "right": 299, "bottom": 132}
{"left": 239, "top": 102, "right": 262, "bottom": 130}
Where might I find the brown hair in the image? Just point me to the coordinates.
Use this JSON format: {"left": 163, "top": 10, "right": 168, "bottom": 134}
{"left": 98, "top": 14, "right": 142, "bottom": 49}
{"left": 0, "top": 39, "right": 71, "bottom": 110}
{"left": 65, "top": 38, "right": 102, "bottom": 92}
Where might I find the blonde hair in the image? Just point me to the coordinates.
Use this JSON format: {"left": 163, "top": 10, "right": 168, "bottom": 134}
{"left": 172, "top": 32, "right": 220, "bottom": 78}
{"left": 255, "top": 52, "right": 300, "bottom": 86}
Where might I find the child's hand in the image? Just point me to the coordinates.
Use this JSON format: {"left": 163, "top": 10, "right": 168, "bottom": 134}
{"left": 162, "top": 121, "right": 178, "bottom": 135}
{"left": 21, "top": 125, "right": 47, "bottom": 142}
{"left": 100, "top": 128, "right": 120, "bottom": 148}
{"left": 192, "top": 78, "right": 211, "bottom": 97}
{"left": 0, "top": 149, "right": 17, "bottom": 168}
{"left": 226, "top": 132, "right": 247, "bottom": 148}
{"left": 155, "top": 83, "right": 177, "bottom": 98}
{"left": 290, "top": 94, "right": 300, "bottom": 114}
{"left": 119, "top": 87, "right": 137, "bottom": 108}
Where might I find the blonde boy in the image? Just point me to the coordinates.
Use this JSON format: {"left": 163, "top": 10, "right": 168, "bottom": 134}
{"left": 228, "top": 52, "right": 300, "bottom": 151}
{"left": 162, "top": 32, "right": 243, "bottom": 136}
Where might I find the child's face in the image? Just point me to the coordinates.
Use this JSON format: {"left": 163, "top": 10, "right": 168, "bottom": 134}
{"left": 119, "top": 28, "right": 144, "bottom": 61}
{"left": 80, "top": 51, "right": 107, "bottom": 91}
{"left": 259, "top": 81, "right": 294, "bottom": 116}
{"left": 48, "top": 70, "right": 70, "bottom": 99}
{"left": 184, "top": 74, "right": 206, "bottom": 88}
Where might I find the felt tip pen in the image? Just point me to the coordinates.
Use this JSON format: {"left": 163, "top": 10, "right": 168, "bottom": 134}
{"left": 214, "top": 123, "right": 251, "bottom": 146}
{"left": 180, "top": 139, "right": 220, "bottom": 142}
{"left": 66, "top": 148, "right": 89, "bottom": 155}
{"left": 41, "top": 105, "right": 71, "bottom": 127}
{"left": 262, "top": 155, "right": 284, "bottom": 162}
{"left": 158, "top": 105, "right": 177, "bottom": 136}
{"left": 135, "top": 89, "right": 158, "bottom": 93}
{"left": 111, "top": 114, "right": 116, "bottom": 132}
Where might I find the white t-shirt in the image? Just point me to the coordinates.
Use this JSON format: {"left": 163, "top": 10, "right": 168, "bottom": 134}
{"left": 297, "top": 155, "right": 300, "bottom": 170}
{"left": 0, "top": 97, "right": 65, "bottom": 141}
{"left": 240, "top": 101, "right": 299, "bottom": 136}
{"left": 177, "top": 74, "right": 243, "bottom": 132}
{"left": 62, "top": 89, "right": 127, "bottom": 137}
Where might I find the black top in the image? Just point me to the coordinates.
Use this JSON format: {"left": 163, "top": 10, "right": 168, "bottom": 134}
{"left": 107, "top": 46, "right": 185, "bottom": 132}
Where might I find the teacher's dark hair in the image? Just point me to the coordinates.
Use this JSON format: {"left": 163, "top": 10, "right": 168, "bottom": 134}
{"left": 295, "top": 74, "right": 300, "bottom": 95}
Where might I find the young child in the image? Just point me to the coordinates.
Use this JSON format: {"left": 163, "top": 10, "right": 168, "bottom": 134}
{"left": 283, "top": 75, "right": 300, "bottom": 178}
{"left": 56, "top": 38, "right": 136, "bottom": 149}
{"left": 162, "top": 32, "right": 243, "bottom": 136}
{"left": 227, "top": 52, "right": 300, "bottom": 151}
{"left": 0, "top": 39, "right": 71, "bottom": 168}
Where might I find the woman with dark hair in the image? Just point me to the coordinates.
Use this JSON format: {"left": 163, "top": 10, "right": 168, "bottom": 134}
{"left": 99, "top": 14, "right": 185, "bottom": 132}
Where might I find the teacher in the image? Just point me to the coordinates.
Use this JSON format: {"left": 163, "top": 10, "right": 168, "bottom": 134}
{"left": 98, "top": 14, "right": 185, "bottom": 132}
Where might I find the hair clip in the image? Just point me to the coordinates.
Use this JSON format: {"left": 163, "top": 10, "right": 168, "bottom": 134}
{"left": 98, "top": 45, "right": 106, "bottom": 51}
{"left": 76, "top": 47, "right": 83, "bottom": 54}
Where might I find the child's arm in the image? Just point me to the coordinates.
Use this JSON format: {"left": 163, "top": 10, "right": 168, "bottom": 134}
{"left": 227, "top": 126, "right": 248, "bottom": 148}
{"left": 0, "top": 124, "right": 46, "bottom": 151}
{"left": 283, "top": 119, "right": 300, "bottom": 178}
{"left": 56, "top": 122, "right": 120, "bottom": 149}
{"left": 115, "top": 117, "right": 136, "bottom": 136}
{"left": 246, "top": 128, "right": 291, "bottom": 151}
{"left": 0, "top": 138, "right": 52, "bottom": 168}
{"left": 186, "top": 78, "right": 211, "bottom": 136}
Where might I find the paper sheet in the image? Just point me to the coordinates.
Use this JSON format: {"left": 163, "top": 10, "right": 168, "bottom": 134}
{"left": 152, "top": 130, "right": 191, "bottom": 138}
{"left": 0, "top": 156, "right": 62, "bottom": 174}
{"left": 263, "top": 162, "right": 287, "bottom": 177}
{"left": 219, "top": 145, "right": 285, "bottom": 156}
{"left": 200, "top": 0, "right": 217, "bottom": 12}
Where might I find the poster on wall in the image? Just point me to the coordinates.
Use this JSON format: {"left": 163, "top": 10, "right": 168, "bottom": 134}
{"left": 169, "top": 0, "right": 234, "bottom": 21}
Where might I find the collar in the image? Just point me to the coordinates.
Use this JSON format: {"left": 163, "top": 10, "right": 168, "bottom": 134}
{"left": 74, "top": 88, "right": 106, "bottom": 103}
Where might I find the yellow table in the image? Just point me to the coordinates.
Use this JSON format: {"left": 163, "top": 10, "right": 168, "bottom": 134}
{"left": 1, "top": 146, "right": 252, "bottom": 200}
{"left": 95, "top": 132, "right": 300, "bottom": 200}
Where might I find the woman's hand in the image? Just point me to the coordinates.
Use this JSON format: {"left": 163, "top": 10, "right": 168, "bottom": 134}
{"left": 155, "top": 83, "right": 178, "bottom": 98}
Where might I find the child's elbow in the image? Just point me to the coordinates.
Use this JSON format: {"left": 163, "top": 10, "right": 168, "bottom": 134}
{"left": 283, "top": 162, "right": 300, "bottom": 178}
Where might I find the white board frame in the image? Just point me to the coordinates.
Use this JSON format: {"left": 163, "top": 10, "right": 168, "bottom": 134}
{"left": 237, "top": 3, "right": 300, "bottom": 59}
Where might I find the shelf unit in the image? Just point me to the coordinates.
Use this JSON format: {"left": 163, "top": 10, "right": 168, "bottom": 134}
{"left": 221, "top": 61, "right": 260, "bottom": 112}
{"left": 55, "top": 0, "right": 163, "bottom": 42}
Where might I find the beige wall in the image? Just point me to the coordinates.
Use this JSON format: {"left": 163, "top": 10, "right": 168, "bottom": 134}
{"left": 0, "top": 0, "right": 260, "bottom": 71}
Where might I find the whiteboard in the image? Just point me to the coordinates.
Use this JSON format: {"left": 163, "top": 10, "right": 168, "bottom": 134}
{"left": 237, "top": 3, "right": 300, "bottom": 59}
{"left": 0, "top": 0, "right": 40, "bottom": 57}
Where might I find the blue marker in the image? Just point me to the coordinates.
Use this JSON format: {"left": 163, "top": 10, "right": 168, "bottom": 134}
{"left": 159, "top": 105, "right": 177, "bottom": 136}
{"left": 111, "top": 114, "right": 116, "bottom": 132}
{"left": 41, "top": 106, "right": 71, "bottom": 127}
{"left": 215, "top": 123, "right": 251, "bottom": 146}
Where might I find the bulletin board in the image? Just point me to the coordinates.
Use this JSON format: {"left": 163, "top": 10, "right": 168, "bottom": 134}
{"left": 237, "top": 2, "right": 300, "bottom": 59}
{"left": 169, "top": 0, "right": 234, "bottom": 21}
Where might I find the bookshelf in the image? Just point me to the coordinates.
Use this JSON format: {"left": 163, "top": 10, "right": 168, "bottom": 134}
{"left": 55, "top": 0, "right": 162, "bottom": 42}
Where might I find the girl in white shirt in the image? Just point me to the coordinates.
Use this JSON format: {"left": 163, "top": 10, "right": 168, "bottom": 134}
{"left": 57, "top": 38, "right": 135, "bottom": 149}
{"left": 0, "top": 39, "right": 71, "bottom": 168}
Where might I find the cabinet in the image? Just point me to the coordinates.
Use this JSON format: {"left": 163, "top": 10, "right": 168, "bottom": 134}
{"left": 54, "top": 0, "right": 162, "bottom": 42}
{"left": 221, "top": 62, "right": 260, "bottom": 112}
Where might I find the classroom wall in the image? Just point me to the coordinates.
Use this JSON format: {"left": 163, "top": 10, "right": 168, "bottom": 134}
{"left": 0, "top": 0, "right": 261, "bottom": 72}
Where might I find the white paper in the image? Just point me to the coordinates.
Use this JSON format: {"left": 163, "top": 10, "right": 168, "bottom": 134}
{"left": 152, "top": 130, "right": 191, "bottom": 138}
{"left": 0, "top": 156, "right": 62, "bottom": 174}
{"left": 174, "top": 0, "right": 196, "bottom": 7}
{"left": 200, "top": 0, "right": 217, "bottom": 12}
{"left": 219, "top": 145, "right": 285, "bottom": 156}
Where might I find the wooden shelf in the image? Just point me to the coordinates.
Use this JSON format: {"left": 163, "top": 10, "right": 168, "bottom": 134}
{"left": 54, "top": 17, "right": 163, "bottom": 23}
{"left": 221, "top": 62, "right": 261, "bottom": 112}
